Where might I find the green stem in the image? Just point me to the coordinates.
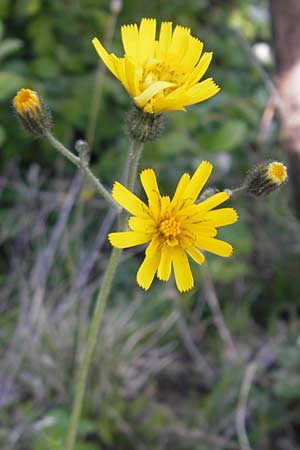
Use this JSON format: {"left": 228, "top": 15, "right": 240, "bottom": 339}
{"left": 45, "top": 131, "right": 120, "bottom": 211}
{"left": 125, "top": 141, "right": 144, "bottom": 190}
{"left": 65, "top": 139, "right": 144, "bottom": 450}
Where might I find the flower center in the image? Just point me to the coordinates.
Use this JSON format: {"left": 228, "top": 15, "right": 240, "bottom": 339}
{"left": 141, "top": 59, "right": 184, "bottom": 92}
{"left": 159, "top": 216, "right": 181, "bottom": 246}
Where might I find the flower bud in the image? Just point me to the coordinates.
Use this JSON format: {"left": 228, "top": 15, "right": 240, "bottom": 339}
{"left": 13, "top": 88, "right": 52, "bottom": 137}
{"left": 75, "top": 139, "right": 90, "bottom": 166}
{"left": 245, "top": 161, "right": 288, "bottom": 197}
{"left": 125, "top": 106, "right": 164, "bottom": 143}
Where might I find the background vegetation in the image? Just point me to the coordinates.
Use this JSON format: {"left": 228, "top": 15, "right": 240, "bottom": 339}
{"left": 1, "top": 1, "right": 300, "bottom": 449}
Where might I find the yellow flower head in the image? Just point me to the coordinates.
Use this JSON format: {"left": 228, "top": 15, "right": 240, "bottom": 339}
{"left": 109, "top": 161, "right": 238, "bottom": 292}
{"left": 266, "top": 162, "right": 287, "bottom": 186}
{"left": 92, "top": 18, "right": 220, "bottom": 114}
{"left": 13, "top": 88, "right": 41, "bottom": 117}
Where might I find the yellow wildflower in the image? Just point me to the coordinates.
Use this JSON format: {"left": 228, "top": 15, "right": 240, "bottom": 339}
{"left": 109, "top": 161, "right": 238, "bottom": 292}
{"left": 92, "top": 18, "right": 220, "bottom": 114}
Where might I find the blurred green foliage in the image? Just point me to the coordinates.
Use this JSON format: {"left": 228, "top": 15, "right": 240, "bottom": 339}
{"left": 1, "top": 1, "right": 300, "bottom": 450}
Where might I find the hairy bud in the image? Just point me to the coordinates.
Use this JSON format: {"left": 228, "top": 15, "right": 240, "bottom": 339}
{"left": 245, "top": 161, "right": 288, "bottom": 197}
{"left": 125, "top": 106, "right": 164, "bottom": 143}
{"left": 13, "top": 88, "right": 52, "bottom": 137}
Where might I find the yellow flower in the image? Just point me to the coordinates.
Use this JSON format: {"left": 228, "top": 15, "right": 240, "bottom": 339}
{"left": 92, "top": 18, "right": 220, "bottom": 114}
{"left": 13, "top": 88, "right": 41, "bottom": 117}
{"left": 266, "top": 162, "right": 287, "bottom": 186}
{"left": 108, "top": 161, "right": 238, "bottom": 292}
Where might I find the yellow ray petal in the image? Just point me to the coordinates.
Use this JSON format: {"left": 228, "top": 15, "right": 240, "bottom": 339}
{"left": 172, "top": 247, "right": 194, "bottom": 292}
{"left": 186, "top": 246, "right": 205, "bottom": 264}
{"left": 121, "top": 24, "right": 139, "bottom": 61}
{"left": 128, "top": 216, "right": 156, "bottom": 233}
{"left": 124, "top": 56, "right": 139, "bottom": 96}
{"left": 112, "top": 182, "right": 149, "bottom": 217}
{"left": 151, "top": 86, "right": 188, "bottom": 112}
{"left": 180, "top": 36, "right": 203, "bottom": 71}
{"left": 195, "top": 192, "right": 229, "bottom": 214}
{"left": 156, "top": 21, "right": 172, "bottom": 59}
{"left": 186, "top": 224, "right": 217, "bottom": 237}
{"left": 183, "top": 78, "right": 220, "bottom": 106}
{"left": 195, "top": 237, "right": 233, "bottom": 257}
{"left": 186, "top": 52, "right": 213, "bottom": 86}
{"left": 134, "top": 81, "right": 175, "bottom": 109}
{"left": 137, "top": 249, "right": 161, "bottom": 290}
{"left": 168, "top": 25, "right": 191, "bottom": 63}
{"left": 160, "top": 195, "right": 171, "bottom": 219}
{"left": 145, "top": 235, "right": 161, "bottom": 257}
{"left": 108, "top": 231, "right": 150, "bottom": 248}
{"left": 138, "top": 18, "right": 156, "bottom": 64}
{"left": 150, "top": 98, "right": 186, "bottom": 113}
{"left": 92, "top": 38, "right": 117, "bottom": 77}
{"left": 111, "top": 55, "right": 130, "bottom": 92}
{"left": 182, "top": 161, "right": 212, "bottom": 203}
{"left": 157, "top": 245, "right": 172, "bottom": 281}
{"left": 171, "top": 173, "right": 190, "bottom": 209}
{"left": 205, "top": 208, "right": 238, "bottom": 227}
{"left": 140, "top": 168, "right": 161, "bottom": 213}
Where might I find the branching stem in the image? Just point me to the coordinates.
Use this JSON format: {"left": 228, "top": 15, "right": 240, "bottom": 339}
{"left": 44, "top": 131, "right": 120, "bottom": 211}
{"left": 65, "top": 138, "right": 144, "bottom": 450}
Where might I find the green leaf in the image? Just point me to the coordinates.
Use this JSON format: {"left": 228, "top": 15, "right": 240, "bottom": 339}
{"left": 199, "top": 120, "right": 248, "bottom": 152}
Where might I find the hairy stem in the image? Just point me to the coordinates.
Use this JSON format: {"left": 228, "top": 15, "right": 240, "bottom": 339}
{"left": 44, "top": 131, "right": 120, "bottom": 211}
{"left": 65, "top": 138, "right": 144, "bottom": 450}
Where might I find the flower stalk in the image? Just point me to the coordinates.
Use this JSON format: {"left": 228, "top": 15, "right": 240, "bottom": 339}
{"left": 65, "top": 246, "right": 121, "bottom": 450}
{"left": 44, "top": 131, "right": 120, "bottom": 211}
{"left": 65, "top": 137, "right": 144, "bottom": 450}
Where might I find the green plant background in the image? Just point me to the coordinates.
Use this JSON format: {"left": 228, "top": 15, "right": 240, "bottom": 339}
{"left": 1, "top": 1, "right": 300, "bottom": 450}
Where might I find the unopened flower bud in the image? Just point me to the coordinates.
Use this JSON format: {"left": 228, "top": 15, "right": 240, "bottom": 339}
{"left": 75, "top": 139, "right": 90, "bottom": 166}
{"left": 245, "top": 161, "right": 288, "bottom": 197}
{"left": 13, "top": 88, "right": 52, "bottom": 136}
{"left": 125, "top": 106, "right": 164, "bottom": 143}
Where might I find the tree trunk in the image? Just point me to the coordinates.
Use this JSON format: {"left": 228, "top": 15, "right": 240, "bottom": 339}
{"left": 270, "top": 0, "right": 300, "bottom": 216}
